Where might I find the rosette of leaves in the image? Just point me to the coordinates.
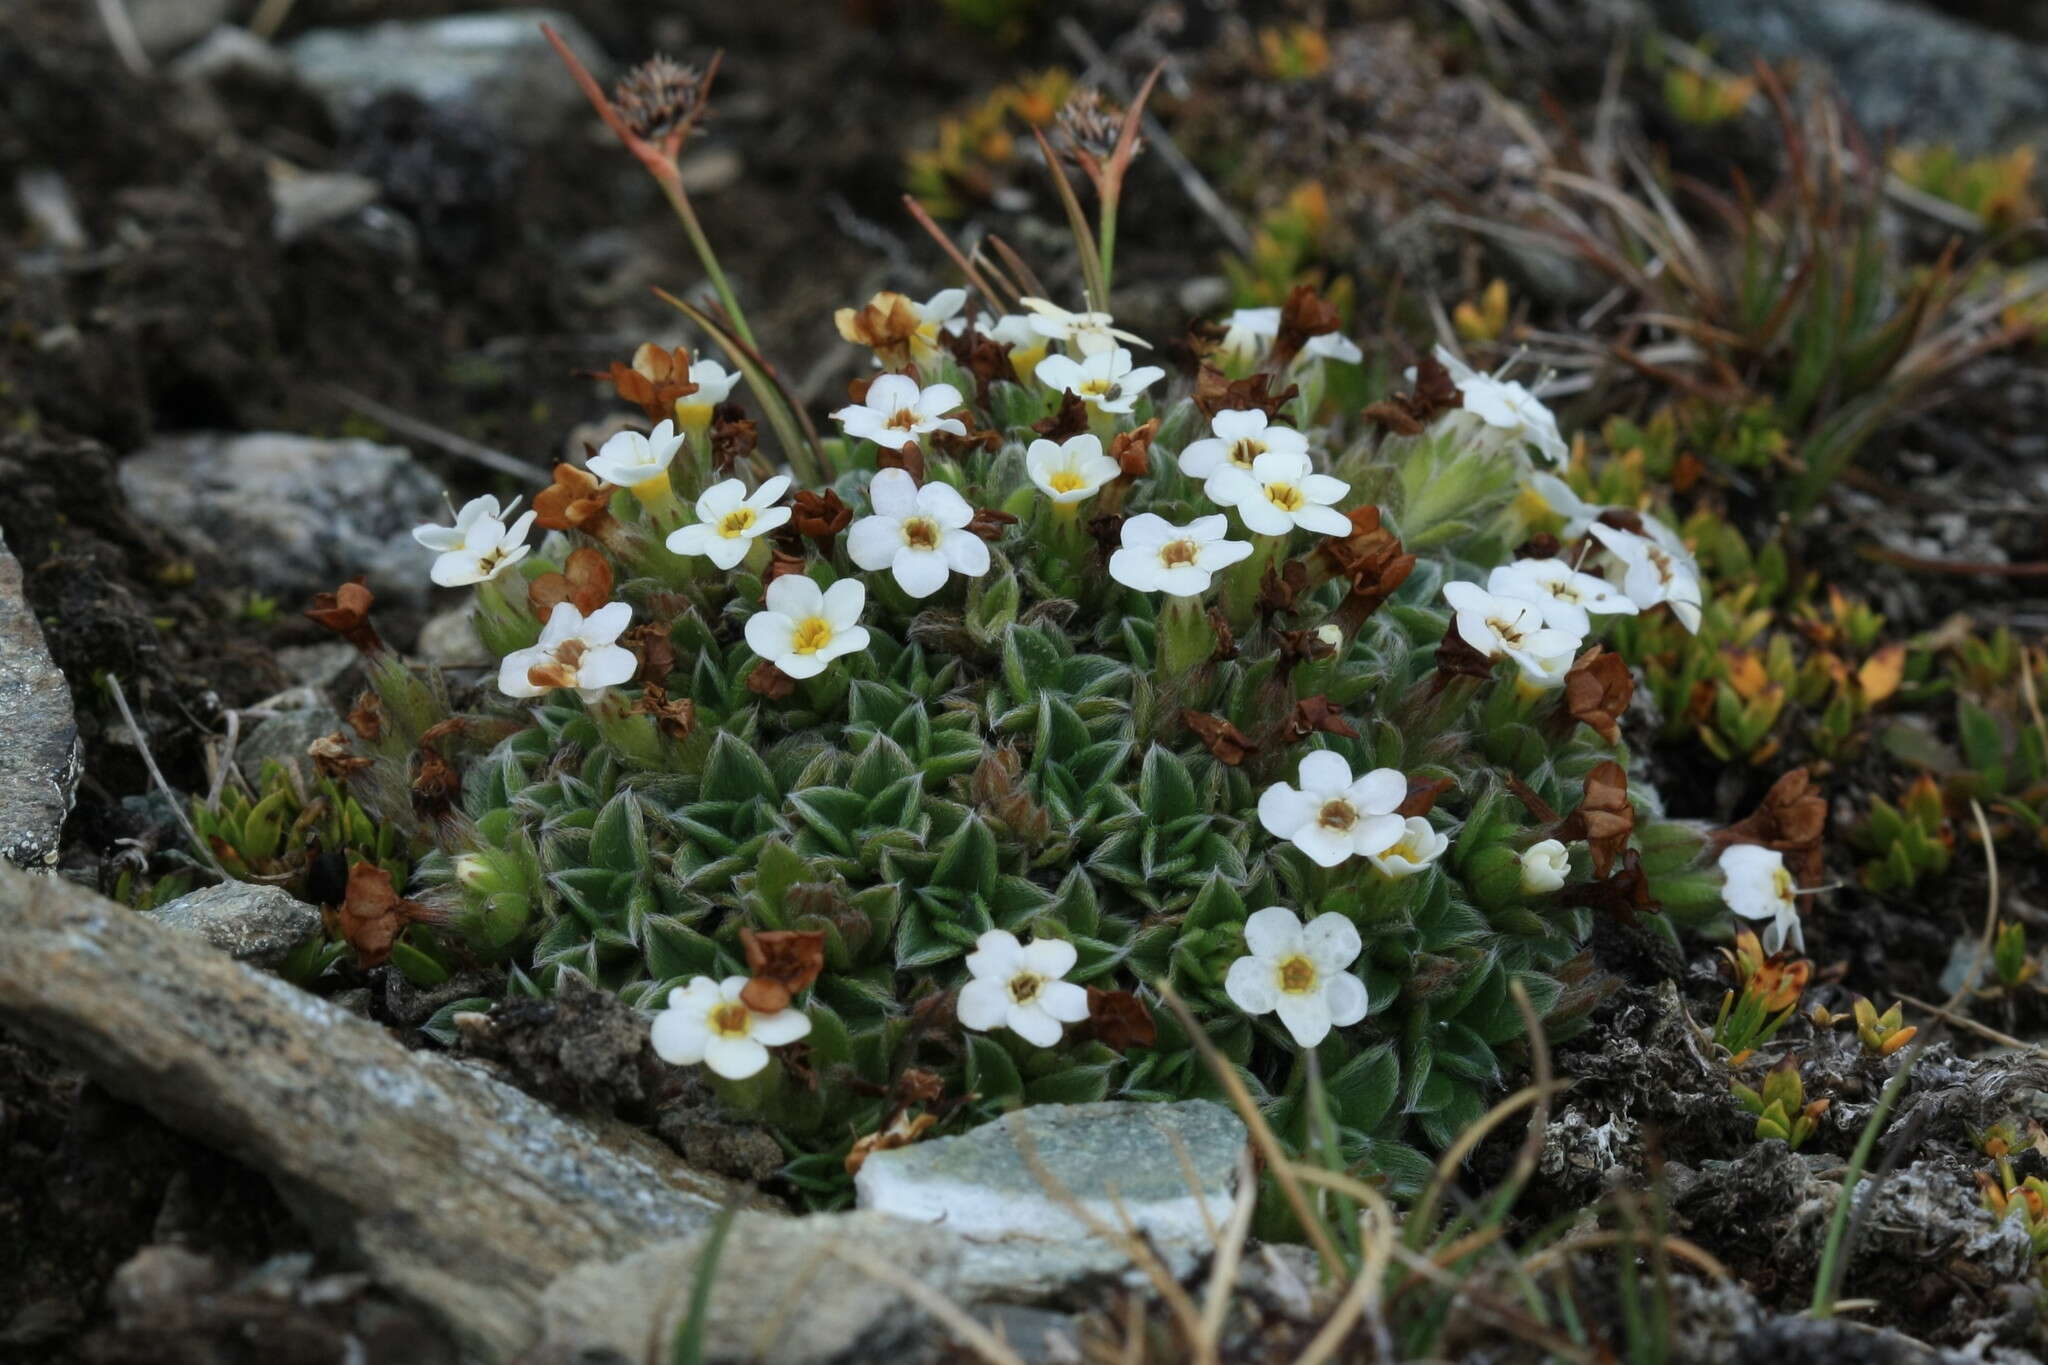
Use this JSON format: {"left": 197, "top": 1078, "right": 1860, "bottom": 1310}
{"left": 402, "top": 337, "right": 1721, "bottom": 1206}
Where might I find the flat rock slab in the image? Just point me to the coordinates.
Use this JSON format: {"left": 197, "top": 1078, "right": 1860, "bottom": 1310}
{"left": 856, "top": 1100, "right": 1247, "bottom": 1299}
{"left": 538, "top": 1211, "right": 959, "bottom": 1365}
{"left": 117, "top": 432, "right": 444, "bottom": 610}
{"left": 288, "top": 10, "right": 610, "bottom": 141}
{"left": 0, "top": 864, "right": 757, "bottom": 1361}
{"left": 0, "top": 526, "right": 80, "bottom": 871}
{"left": 147, "top": 881, "right": 321, "bottom": 968}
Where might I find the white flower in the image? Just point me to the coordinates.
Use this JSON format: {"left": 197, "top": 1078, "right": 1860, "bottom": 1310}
{"left": 413, "top": 494, "right": 537, "bottom": 588}
{"left": 832, "top": 374, "right": 968, "bottom": 452}
{"left": 1223, "top": 906, "right": 1370, "bottom": 1048}
{"left": 1107, "top": 513, "right": 1253, "bottom": 597}
{"left": 651, "top": 975, "right": 812, "bottom": 1081}
{"left": 1367, "top": 816, "right": 1449, "bottom": 879}
{"left": 1486, "top": 558, "right": 1639, "bottom": 638}
{"left": 1718, "top": 844, "right": 1805, "bottom": 956}
{"left": 956, "top": 930, "right": 1089, "bottom": 1047}
{"left": 666, "top": 475, "right": 792, "bottom": 570}
{"left": 744, "top": 574, "right": 870, "bottom": 680}
{"left": 1588, "top": 523, "right": 1704, "bottom": 633}
{"left": 1442, "top": 581, "right": 1583, "bottom": 674}
{"left": 1216, "top": 307, "right": 1362, "bottom": 365}
{"left": 1178, "top": 408, "right": 1310, "bottom": 486}
{"left": 1018, "top": 297, "right": 1148, "bottom": 356}
{"left": 1513, "top": 639, "right": 1580, "bottom": 691}
{"left": 1520, "top": 472, "right": 1602, "bottom": 537}
{"left": 1026, "top": 433, "right": 1121, "bottom": 506}
{"left": 846, "top": 467, "right": 989, "bottom": 598}
{"left": 1520, "top": 839, "right": 1571, "bottom": 894}
{"left": 497, "top": 600, "right": 637, "bottom": 702}
{"left": 1257, "top": 751, "right": 1407, "bottom": 869}
{"left": 1430, "top": 346, "right": 1568, "bottom": 466}
{"left": 587, "top": 420, "right": 688, "bottom": 488}
{"left": 1204, "top": 448, "right": 1352, "bottom": 538}
{"left": 675, "top": 358, "right": 742, "bottom": 418}
{"left": 1033, "top": 347, "right": 1164, "bottom": 414}
{"left": 908, "top": 288, "right": 968, "bottom": 351}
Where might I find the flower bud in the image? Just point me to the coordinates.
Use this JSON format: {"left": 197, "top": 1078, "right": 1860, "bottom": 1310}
{"left": 1519, "top": 839, "right": 1570, "bottom": 894}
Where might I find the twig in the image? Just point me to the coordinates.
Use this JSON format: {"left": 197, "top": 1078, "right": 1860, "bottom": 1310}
{"left": 1856, "top": 544, "right": 2048, "bottom": 578}
{"left": 92, "top": 0, "right": 152, "bottom": 76}
{"left": 1897, "top": 994, "right": 2048, "bottom": 1056}
{"left": 320, "top": 385, "right": 541, "bottom": 483}
{"left": 1055, "top": 19, "right": 1255, "bottom": 257}
{"left": 107, "top": 675, "right": 226, "bottom": 881}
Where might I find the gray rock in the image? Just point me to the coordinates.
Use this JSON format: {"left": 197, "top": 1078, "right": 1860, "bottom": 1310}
{"left": 148, "top": 881, "right": 321, "bottom": 968}
{"left": 235, "top": 688, "right": 345, "bottom": 785}
{"left": 0, "top": 863, "right": 761, "bottom": 1361}
{"left": 273, "top": 641, "right": 359, "bottom": 691}
{"left": 169, "top": 25, "right": 297, "bottom": 86}
{"left": 1648, "top": 0, "right": 2048, "bottom": 153}
{"left": 127, "top": 0, "right": 230, "bottom": 59}
{"left": 288, "top": 11, "right": 610, "bottom": 141}
{"left": 268, "top": 166, "right": 382, "bottom": 244}
{"left": 856, "top": 1101, "right": 1247, "bottom": 1299}
{"left": 0, "top": 527, "right": 80, "bottom": 871}
{"left": 118, "top": 433, "right": 444, "bottom": 609}
{"left": 538, "top": 1211, "right": 957, "bottom": 1365}
{"left": 414, "top": 603, "right": 484, "bottom": 668}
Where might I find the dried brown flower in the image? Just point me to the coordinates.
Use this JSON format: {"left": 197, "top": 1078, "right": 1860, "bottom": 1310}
{"left": 1554, "top": 760, "right": 1634, "bottom": 879}
{"left": 965, "top": 506, "right": 1017, "bottom": 543}
{"left": 739, "top": 929, "right": 827, "bottom": 1013}
{"left": 1110, "top": 418, "right": 1160, "bottom": 478}
{"left": 607, "top": 343, "right": 699, "bottom": 421}
{"left": 1362, "top": 351, "right": 1463, "bottom": 435}
{"left": 1271, "top": 284, "right": 1344, "bottom": 370}
{"left": 1273, "top": 628, "right": 1334, "bottom": 671}
{"left": 346, "top": 690, "right": 384, "bottom": 743}
{"left": 1086, "top": 986, "right": 1157, "bottom": 1053}
{"left": 1194, "top": 367, "right": 1299, "bottom": 419}
{"left": 1281, "top": 695, "right": 1359, "bottom": 744}
{"left": 411, "top": 746, "right": 461, "bottom": 825}
{"left": 308, "top": 732, "right": 370, "bottom": 780}
{"left": 611, "top": 55, "right": 710, "bottom": 144}
{"left": 746, "top": 659, "right": 796, "bottom": 700}
{"left": 1054, "top": 88, "right": 1131, "bottom": 167}
{"left": 709, "top": 405, "right": 756, "bottom": 475}
{"left": 1396, "top": 775, "right": 1457, "bottom": 818}
{"left": 875, "top": 441, "right": 927, "bottom": 484}
{"left": 1434, "top": 621, "right": 1496, "bottom": 683}
{"left": 1712, "top": 768, "right": 1828, "bottom": 887}
{"left": 1032, "top": 389, "right": 1090, "bottom": 441}
{"left": 328, "top": 862, "right": 436, "bottom": 968}
{"left": 1559, "top": 848, "right": 1658, "bottom": 926}
{"left": 1258, "top": 560, "right": 1310, "bottom": 618}
{"left": 529, "top": 546, "right": 614, "bottom": 624}
{"left": 629, "top": 681, "right": 696, "bottom": 741}
{"left": 1207, "top": 608, "right": 1237, "bottom": 662}
{"left": 845, "top": 1110, "right": 940, "bottom": 1175}
{"left": 533, "top": 462, "right": 616, "bottom": 535}
{"left": 1183, "top": 711, "right": 1255, "bottom": 766}
{"left": 790, "top": 489, "right": 853, "bottom": 543}
{"left": 764, "top": 548, "right": 809, "bottom": 583}
{"left": 622, "top": 622, "right": 675, "bottom": 688}
{"left": 835, "top": 291, "right": 923, "bottom": 369}
{"left": 305, "top": 578, "right": 383, "bottom": 655}
{"left": 1557, "top": 646, "right": 1634, "bottom": 745}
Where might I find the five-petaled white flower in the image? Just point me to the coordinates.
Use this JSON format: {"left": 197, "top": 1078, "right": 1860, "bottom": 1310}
{"left": 833, "top": 374, "right": 968, "bottom": 452}
{"left": 1429, "top": 345, "right": 1568, "bottom": 466}
{"left": 1257, "top": 751, "right": 1407, "bottom": 869}
{"left": 846, "top": 467, "right": 989, "bottom": 598}
{"left": 587, "top": 419, "right": 688, "bottom": 489}
{"left": 414, "top": 494, "right": 537, "bottom": 587}
{"left": 1487, "top": 558, "right": 1639, "bottom": 638}
{"left": 1520, "top": 839, "right": 1571, "bottom": 894}
{"left": 497, "top": 600, "right": 637, "bottom": 702}
{"left": 1520, "top": 472, "right": 1602, "bottom": 538}
{"left": 1107, "top": 514, "right": 1253, "bottom": 597}
{"left": 651, "top": 975, "right": 812, "bottom": 1081}
{"left": 1717, "top": 844, "right": 1806, "bottom": 956}
{"left": 666, "top": 475, "right": 792, "bottom": 570}
{"left": 1018, "top": 297, "right": 1148, "bottom": 356}
{"left": 1442, "top": 582, "right": 1582, "bottom": 675}
{"left": 1177, "top": 408, "right": 1311, "bottom": 489}
{"left": 1204, "top": 448, "right": 1352, "bottom": 538}
{"left": 1588, "top": 522, "right": 1704, "bottom": 634}
{"left": 1216, "top": 307, "right": 1364, "bottom": 366}
{"left": 1368, "top": 816, "right": 1449, "bottom": 879}
{"left": 956, "top": 930, "right": 1089, "bottom": 1048}
{"left": 1026, "top": 433, "right": 1121, "bottom": 506}
{"left": 1034, "top": 346, "right": 1164, "bottom": 414}
{"left": 744, "top": 574, "right": 870, "bottom": 680}
{"left": 1223, "top": 906, "right": 1370, "bottom": 1048}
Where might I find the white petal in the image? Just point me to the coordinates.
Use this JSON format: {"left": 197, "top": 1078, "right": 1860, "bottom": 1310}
{"left": 1038, "top": 979, "right": 1091, "bottom": 1024}
{"left": 745, "top": 611, "right": 797, "bottom": 661}
{"left": 1018, "top": 937, "right": 1077, "bottom": 980}
{"left": 750, "top": 1008, "right": 812, "bottom": 1047}
{"left": 577, "top": 645, "right": 639, "bottom": 691}
{"left": 649, "top": 1010, "right": 709, "bottom": 1065}
{"left": 965, "top": 929, "right": 1023, "bottom": 977}
{"left": 956, "top": 978, "right": 1009, "bottom": 1032}
{"left": 1275, "top": 992, "right": 1333, "bottom": 1048}
{"left": 581, "top": 602, "right": 633, "bottom": 645}
{"left": 821, "top": 577, "right": 866, "bottom": 628}
{"left": 917, "top": 480, "right": 975, "bottom": 528}
{"left": 1120, "top": 513, "right": 1175, "bottom": 549}
{"left": 497, "top": 648, "right": 544, "bottom": 699}
{"left": 667, "top": 524, "right": 716, "bottom": 558}
{"left": 1292, "top": 504, "right": 1354, "bottom": 538}
{"left": 942, "top": 529, "right": 990, "bottom": 576}
{"left": 1007, "top": 1002, "right": 1064, "bottom": 1048}
{"left": 868, "top": 466, "right": 919, "bottom": 519}
{"left": 1347, "top": 768, "right": 1407, "bottom": 815}
{"left": 1242, "top": 906, "right": 1305, "bottom": 960}
{"left": 1108, "top": 547, "right": 1160, "bottom": 592}
{"left": 1235, "top": 498, "right": 1295, "bottom": 538}
{"left": 764, "top": 572, "right": 824, "bottom": 617}
{"left": 1322, "top": 971, "right": 1369, "bottom": 1028}
{"left": 892, "top": 547, "right": 951, "bottom": 598}
{"left": 1225, "top": 955, "right": 1279, "bottom": 1015}
{"left": 703, "top": 1035, "right": 769, "bottom": 1080}
{"left": 1303, "top": 913, "right": 1362, "bottom": 971}
{"left": 1296, "top": 750, "right": 1354, "bottom": 796}
{"left": 816, "top": 625, "right": 869, "bottom": 662}
{"left": 846, "top": 515, "right": 904, "bottom": 571}
{"left": 1257, "top": 783, "right": 1317, "bottom": 839}
{"left": 1350, "top": 812, "right": 1408, "bottom": 858}
{"left": 1177, "top": 438, "right": 1229, "bottom": 479}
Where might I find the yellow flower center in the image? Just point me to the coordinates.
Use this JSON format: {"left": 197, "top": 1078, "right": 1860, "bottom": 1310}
{"left": 902, "top": 516, "right": 941, "bottom": 550}
{"left": 1317, "top": 799, "right": 1356, "bottom": 831}
{"left": 1008, "top": 971, "right": 1044, "bottom": 1004}
{"left": 1229, "top": 439, "right": 1265, "bottom": 468}
{"left": 1772, "top": 867, "right": 1796, "bottom": 901}
{"left": 1488, "top": 615, "right": 1526, "bottom": 645}
{"left": 887, "top": 407, "right": 921, "bottom": 430}
{"left": 475, "top": 546, "right": 511, "bottom": 574}
{"left": 709, "top": 1003, "right": 752, "bottom": 1038}
{"left": 1049, "top": 469, "right": 1088, "bottom": 494}
{"left": 1266, "top": 482, "right": 1305, "bottom": 512}
{"left": 718, "top": 507, "right": 758, "bottom": 538}
{"left": 1160, "top": 539, "right": 1199, "bottom": 567}
{"left": 1277, "top": 955, "right": 1318, "bottom": 994}
{"left": 790, "top": 617, "right": 834, "bottom": 655}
